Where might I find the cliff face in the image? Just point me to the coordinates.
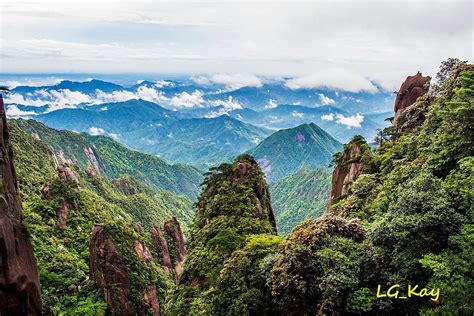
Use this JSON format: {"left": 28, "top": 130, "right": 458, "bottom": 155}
{"left": 164, "top": 217, "right": 187, "bottom": 279}
{"left": 393, "top": 72, "right": 431, "bottom": 127}
{"left": 0, "top": 95, "right": 42, "bottom": 315}
{"left": 41, "top": 165, "right": 79, "bottom": 228}
{"left": 151, "top": 226, "right": 172, "bottom": 273}
{"left": 328, "top": 138, "right": 366, "bottom": 210}
{"left": 89, "top": 225, "right": 135, "bottom": 316}
{"left": 89, "top": 225, "right": 163, "bottom": 316}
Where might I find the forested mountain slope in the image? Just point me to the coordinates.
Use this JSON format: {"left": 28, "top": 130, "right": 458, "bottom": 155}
{"left": 270, "top": 166, "right": 331, "bottom": 235}
{"left": 8, "top": 114, "right": 197, "bottom": 314}
{"left": 169, "top": 60, "right": 474, "bottom": 315}
{"left": 12, "top": 119, "right": 203, "bottom": 199}
{"left": 247, "top": 123, "right": 341, "bottom": 181}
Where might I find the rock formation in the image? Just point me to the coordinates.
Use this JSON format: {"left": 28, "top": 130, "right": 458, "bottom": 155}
{"left": 89, "top": 225, "right": 135, "bottom": 316}
{"left": 41, "top": 165, "right": 79, "bottom": 228}
{"left": 0, "top": 94, "right": 42, "bottom": 315}
{"left": 84, "top": 146, "right": 105, "bottom": 175}
{"left": 328, "top": 138, "right": 366, "bottom": 210}
{"left": 235, "top": 159, "right": 277, "bottom": 230}
{"left": 143, "top": 284, "right": 161, "bottom": 316}
{"left": 164, "top": 217, "right": 187, "bottom": 279}
{"left": 151, "top": 226, "right": 172, "bottom": 273}
{"left": 134, "top": 240, "right": 153, "bottom": 263}
{"left": 393, "top": 72, "right": 431, "bottom": 127}
{"left": 89, "top": 225, "right": 162, "bottom": 316}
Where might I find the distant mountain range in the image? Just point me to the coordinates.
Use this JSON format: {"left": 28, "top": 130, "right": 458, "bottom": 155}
{"left": 3, "top": 77, "right": 394, "bottom": 170}
{"left": 247, "top": 123, "right": 342, "bottom": 181}
{"left": 27, "top": 99, "right": 270, "bottom": 170}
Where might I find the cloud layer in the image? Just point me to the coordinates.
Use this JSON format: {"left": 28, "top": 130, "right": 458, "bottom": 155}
{"left": 2, "top": 0, "right": 471, "bottom": 90}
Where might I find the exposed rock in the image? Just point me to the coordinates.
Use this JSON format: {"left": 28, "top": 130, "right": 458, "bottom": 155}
{"left": 134, "top": 241, "right": 153, "bottom": 263}
{"left": 0, "top": 94, "right": 42, "bottom": 315}
{"left": 84, "top": 146, "right": 105, "bottom": 175}
{"left": 85, "top": 163, "right": 99, "bottom": 178}
{"left": 57, "top": 165, "right": 79, "bottom": 185}
{"left": 235, "top": 159, "right": 277, "bottom": 230}
{"left": 41, "top": 166, "right": 79, "bottom": 228}
{"left": 143, "top": 284, "right": 161, "bottom": 316}
{"left": 57, "top": 200, "right": 74, "bottom": 228}
{"left": 393, "top": 72, "right": 431, "bottom": 128}
{"left": 151, "top": 226, "right": 172, "bottom": 273}
{"left": 328, "top": 138, "right": 366, "bottom": 210}
{"left": 164, "top": 217, "right": 187, "bottom": 279}
{"left": 89, "top": 225, "right": 134, "bottom": 316}
{"left": 113, "top": 178, "right": 139, "bottom": 195}
{"left": 40, "top": 182, "right": 52, "bottom": 200}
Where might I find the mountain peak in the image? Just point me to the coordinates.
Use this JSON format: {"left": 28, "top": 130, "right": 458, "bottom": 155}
{"left": 247, "top": 123, "right": 342, "bottom": 181}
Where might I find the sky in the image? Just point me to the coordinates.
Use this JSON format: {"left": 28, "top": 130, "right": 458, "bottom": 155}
{"left": 1, "top": 0, "right": 472, "bottom": 91}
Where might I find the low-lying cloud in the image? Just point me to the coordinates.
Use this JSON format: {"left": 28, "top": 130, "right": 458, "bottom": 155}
{"left": 286, "top": 69, "right": 378, "bottom": 93}
{"left": 193, "top": 73, "right": 262, "bottom": 90}
{"left": 320, "top": 112, "right": 364, "bottom": 128}
{"left": 170, "top": 90, "right": 204, "bottom": 108}
{"left": 318, "top": 93, "right": 335, "bottom": 105}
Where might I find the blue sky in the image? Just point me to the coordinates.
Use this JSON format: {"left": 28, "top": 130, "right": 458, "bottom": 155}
{"left": 1, "top": 0, "right": 472, "bottom": 91}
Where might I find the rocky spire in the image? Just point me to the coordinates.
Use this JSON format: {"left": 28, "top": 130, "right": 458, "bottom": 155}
{"left": 89, "top": 225, "right": 135, "bottom": 316}
{"left": 151, "top": 226, "right": 173, "bottom": 273}
{"left": 393, "top": 72, "right": 431, "bottom": 128}
{"left": 164, "top": 217, "right": 187, "bottom": 279}
{"left": 328, "top": 136, "right": 367, "bottom": 211}
{"left": 0, "top": 94, "right": 42, "bottom": 315}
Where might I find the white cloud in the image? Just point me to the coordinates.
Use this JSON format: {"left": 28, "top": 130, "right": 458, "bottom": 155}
{"left": 5, "top": 105, "right": 37, "bottom": 117}
{"left": 321, "top": 113, "right": 335, "bottom": 121}
{"left": 4, "top": 78, "right": 63, "bottom": 89}
{"left": 170, "top": 90, "right": 204, "bottom": 108}
{"left": 291, "top": 111, "right": 304, "bottom": 118}
{"left": 47, "top": 89, "right": 91, "bottom": 110}
{"left": 4, "top": 93, "right": 45, "bottom": 106}
{"left": 95, "top": 89, "right": 137, "bottom": 103}
{"left": 94, "top": 86, "right": 168, "bottom": 104}
{"left": 1, "top": 1, "right": 471, "bottom": 90}
{"left": 265, "top": 99, "right": 278, "bottom": 109}
{"left": 88, "top": 127, "right": 105, "bottom": 135}
{"left": 286, "top": 69, "right": 378, "bottom": 93}
{"left": 135, "top": 86, "right": 168, "bottom": 103}
{"left": 4, "top": 89, "right": 91, "bottom": 111}
{"left": 193, "top": 74, "right": 263, "bottom": 90}
{"left": 209, "top": 96, "right": 242, "bottom": 110}
{"left": 88, "top": 126, "right": 120, "bottom": 140}
{"left": 335, "top": 113, "right": 364, "bottom": 128}
{"left": 154, "top": 80, "right": 174, "bottom": 88}
{"left": 318, "top": 93, "right": 335, "bottom": 105}
{"left": 209, "top": 74, "right": 262, "bottom": 90}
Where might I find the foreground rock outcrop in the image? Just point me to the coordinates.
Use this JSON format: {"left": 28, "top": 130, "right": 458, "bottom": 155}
{"left": 89, "top": 225, "right": 162, "bottom": 316}
{"left": 164, "top": 217, "right": 187, "bottom": 279}
{"left": 393, "top": 72, "right": 431, "bottom": 127}
{"left": 328, "top": 137, "right": 368, "bottom": 210}
{"left": 41, "top": 165, "right": 79, "bottom": 228}
{"left": 0, "top": 95, "right": 42, "bottom": 315}
{"left": 89, "top": 225, "right": 134, "bottom": 316}
{"left": 151, "top": 226, "right": 173, "bottom": 273}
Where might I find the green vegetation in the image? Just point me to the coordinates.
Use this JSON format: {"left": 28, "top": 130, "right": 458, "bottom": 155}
{"left": 168, "top": 155, "right": 279, "bottom": 315}
{"left": 170, "top": 61, "right": 473, "bottom": 315}
{"left": 270, "top": 166, "right": 331, "bottom": 235}
{"left": 12, "top": 119, "right": 203, "bottom": 200}
{"left": 10, "top": 122, "right": 195, "bottom": 314}
{"left": 9, "top": 60, "right": 473, "bottom": 314}
{"left": 247, "top": 122, "right": 342, "bottom": 181}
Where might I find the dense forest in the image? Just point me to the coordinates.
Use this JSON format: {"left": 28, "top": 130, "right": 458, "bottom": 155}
{"left": 1, "top": 60, "right": 472, "bottom": 315}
